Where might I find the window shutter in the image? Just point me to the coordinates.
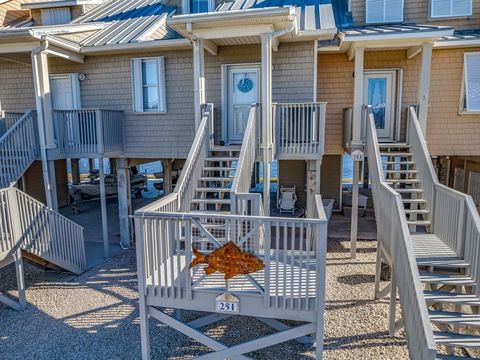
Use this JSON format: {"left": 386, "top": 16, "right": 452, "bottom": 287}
{"left": 385, "top": 0, "right": 404, "bottom": 22}
{"left": 366, "top": 0, "right": 384, "bottom": 23}
{"left": 132, "top": 59, "right": 143, "bottom": 112}
{"left": 157, "top": 57, "right": 167, "bottom": 113}
{"left": 465, "top": 53, "right": 480, "bottom": 112}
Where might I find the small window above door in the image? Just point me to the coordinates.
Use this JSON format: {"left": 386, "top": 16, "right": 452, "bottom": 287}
{"left": 365, "top": 0, "right": 404, "bottom": 24}
{"left": 183, "top": 0, "right": 214, "bottom": 14}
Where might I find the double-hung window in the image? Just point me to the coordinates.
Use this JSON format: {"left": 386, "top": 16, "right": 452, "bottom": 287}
{"left": 366, "top": 0, "right": 404, "bottom": 24}
{"left": 184, "top": 0, "right": 214, "bottom": 14}
{"left": 431, "top": 0, "right": 472, "bottom": 19}
{"left": 463, "top": 53, "right": 480, "bottom": 113}
{"left": 131, "top": 57, "right": 166, "bottom": 113}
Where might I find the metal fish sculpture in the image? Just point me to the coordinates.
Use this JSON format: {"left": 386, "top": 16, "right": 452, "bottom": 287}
{"left": 189, "top": 241, "right": 264, "bottom": 280}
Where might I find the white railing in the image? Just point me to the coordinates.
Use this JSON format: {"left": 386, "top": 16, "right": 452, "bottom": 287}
{"left": 134, "top": 208, "right": 328, "bottom": 308}
{"left": 275, "top": 102, "right": 326, "bottom": 159}
{"left": 0, "top": 110, "right": 39, "bottom": 189}
{"left": 365, "top": 107, "right": 436, "bottom": 359}
{"left": 230, "top": 104, "right": 259, "bottom": 215}
{"left": 0, "top": 188, "right": 86, "bottom": 274}
{"left": 0, "top": 111, "right": 24, "bottom": 137}
{"left": 53, "top": 109, "right": 123, "bottom": 156}
{"left": 408, "top": 106, "right": 480, "bottom": 295}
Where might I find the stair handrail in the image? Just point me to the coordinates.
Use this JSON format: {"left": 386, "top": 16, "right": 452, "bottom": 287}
{"left": 408, "top": 106, "right": 480, "bottom": 295}
{"left": 0, "top": 110, "right": 40, "bottom": 188}
{"left": 230, "top": 104, "right": 259, "bottom": 214}
{"left": 365, "top": 106, "right": 436, "bottom": 359}
{"left": 0, "top": 187, "right": 86, "bottom": 274}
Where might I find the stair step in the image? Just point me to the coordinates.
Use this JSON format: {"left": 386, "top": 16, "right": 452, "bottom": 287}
{"left": 191, "top": 199, "right": 231, "bottom": 205}
{"left": 379, "top": 143, "right": 410, "bottom": 148}
{"left": 434, "top": 331, "right": 480, "bottom": 349}
{"left": 424, "top": 291, "right": 480, "bottom": 306}
{"left": 380, "top": 152, "right": 413, "bottom": 157}
{"left": 205, "top": 157, "right": 237, "bottom": 162}
{"left": 384, "top": 170, "right": 419, "bottom": 174}
{"left": 430, "top": 310, "right": 480, "bottom": 328}
{"left": 402, "top": 199, "right": 427, "bottom": 204}
{"left": 417, "top": 258, "right": 470, "bottom": 269}
{"left": 404, "top": 209, "right": 430, "bottom": 215}
{"left": 419, "top": 273, "right": 475, "bottom": 286}
{"left": 195, "top": 187, "right": 231, "bottom": 193}
{"left": 407, "top": 220, "right": 431, "bottom": 226}
{"left": 386, "top": 179, "right": 421, "bottom": 184}
{"left": 384, "top": 161, "right": 416, "bottom": 165}
{"left": 396, "top": 188, "right": 424, "bottom": 193}
{"left": 203, "top": 167, "right": 233, "bottom": 171}
{"left": 198, "top": 177, "right": 232, "bottom": 182}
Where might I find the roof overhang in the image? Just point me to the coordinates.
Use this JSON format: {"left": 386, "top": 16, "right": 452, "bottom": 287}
{"left": 434, "top": 38, "right": 480, "bottom": 49}
{"left": 22, "top": 0, "right": 104, "bottom": 10}
{"left": 80, "top": 38, "right": 192, "bottom": 55}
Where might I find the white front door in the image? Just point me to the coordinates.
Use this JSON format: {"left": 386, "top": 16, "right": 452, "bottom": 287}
{"left": 226, "top": 65, "right": 261, "bottom": 144}
{"left": 363, "top": 71, "right": 396, "bottom": 142}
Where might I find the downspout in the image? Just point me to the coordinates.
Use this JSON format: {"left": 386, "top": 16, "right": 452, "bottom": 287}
{"left": 31, "top": 37, "right": 54, "bottom": 209}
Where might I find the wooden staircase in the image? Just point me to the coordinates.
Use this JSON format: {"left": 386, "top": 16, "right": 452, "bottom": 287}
{"left": 190, "top": 146, "right": 240, "bottom": 213}
{"left": 379, "top": 142, "right": 480, "bottom": 358}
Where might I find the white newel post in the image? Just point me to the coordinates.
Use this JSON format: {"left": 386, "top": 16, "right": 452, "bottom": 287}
{"left": 193, "top": 39, "right": 206, "bottom": 130}
{"left": 261, "top": 33, "right": 273, "bottom": 215}
{"left": 418, "top": 43, "right": 433, "bottom": 137}
{"left": 352, "top": 47, "right": 365, "bottom": 148}
{"left": 350, "top": 150, "right": 364, "bottom": 259}
{"left": 117, "top": 158, "right": 131, "bottom": 249}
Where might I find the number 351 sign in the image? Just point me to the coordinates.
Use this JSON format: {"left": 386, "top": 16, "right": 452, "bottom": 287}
{"left": 216, "top": 293, "right": 240, "bottom": 314}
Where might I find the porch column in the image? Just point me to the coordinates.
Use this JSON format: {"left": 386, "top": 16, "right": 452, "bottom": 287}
{"left": 163, "top": 159, "right": 173, "bottom": 195}
{"left": 261, "top": 33, "right": 273, "bottom": 215}
{"left": 31, "top": 50, "right": 56, "bottom": 209}
{"left": 71, "top": 159, "right": 81, "bottom": 185}
{"left": 417, "top": 43, "right": 433, "bottom": 137}
{"left": 306, "top": 160, "right": 322, "bottom": 218}
{"left": 117, "top": 158, "right": 131, "bottom": 249}
{"left": 193, "top": 39, "right": 206, "bottom": 130}
{"left": 352, "top": 47, "right": 365, "bottom": 149}
{"left": 99, "top": 159, "right": 109, "bottom": 258}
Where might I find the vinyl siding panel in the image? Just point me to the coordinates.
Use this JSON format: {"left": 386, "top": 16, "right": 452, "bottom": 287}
{"left": 0, "top": 59, "right": 35, "bottom": 112}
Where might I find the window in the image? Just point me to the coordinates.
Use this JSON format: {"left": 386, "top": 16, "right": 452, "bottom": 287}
{"left": 184, "top": 0, "right": 214, "bottom": 14}
{"left": 41, "top": 7, "right": 71, "bottom": 25}
{"left": 132, "top": 57, "right": 166, "bottom": 113}
{"left": 431, "top": 0, "right": 472, "bottom": 18}
{"left": 462, "top": 53, "right": 480, "bottom": 113}
{"left": 366, "top": 0, "right": 404, "bottom": 23}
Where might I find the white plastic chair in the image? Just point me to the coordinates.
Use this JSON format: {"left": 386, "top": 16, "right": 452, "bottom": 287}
{"left": 278, "top": 186, "right": 297, "bottom": 214}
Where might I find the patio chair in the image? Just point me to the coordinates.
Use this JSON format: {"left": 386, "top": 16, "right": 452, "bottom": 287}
{"left": 278, "top": 186, "right": 297, "bottom": 214}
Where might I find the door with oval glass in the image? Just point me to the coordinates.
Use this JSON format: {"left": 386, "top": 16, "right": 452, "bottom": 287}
{"left": 363, "top": 71, "right": 397, "bottom": 142}
{"left": 226, "top": 65, "right": 261, "bottom": 144}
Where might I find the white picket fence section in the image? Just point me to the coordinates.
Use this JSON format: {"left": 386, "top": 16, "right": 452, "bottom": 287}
{"left": 365, "top": 107, "right": 437, "bottom": 359}
{"left": 0, "top": 110, "right": 39, "bottom": 189}
{"left": 0, "top": 187, "right": 86, "bottom": 274}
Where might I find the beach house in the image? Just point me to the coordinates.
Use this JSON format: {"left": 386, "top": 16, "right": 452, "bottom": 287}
{"left": 1, "top": 0, "right": 480, "bottom": 358}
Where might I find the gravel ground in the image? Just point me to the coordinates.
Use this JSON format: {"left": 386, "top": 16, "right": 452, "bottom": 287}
{"left": 0, "top": 238, "right": 408, "bottom": 359}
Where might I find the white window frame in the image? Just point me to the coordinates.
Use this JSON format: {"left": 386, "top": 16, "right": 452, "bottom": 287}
{"left": 460, "top": 52, "right": 480, "bottom": 114}
{"left": 182, "top": 0, "right": 214, "bottom": 14}
{"left": 365, "top": 0, "right": 404, "bottom": 24}
{"left": 131, "top": 57, "right": 167, "bottom": 114}
{"left": 41, "top": 7, "right": 71, "bottom": 25}
{"left": 430, "top": 0, "right": 472, "bottom": 19}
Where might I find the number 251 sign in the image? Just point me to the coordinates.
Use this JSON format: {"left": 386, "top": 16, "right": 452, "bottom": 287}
{"left": 216, "top": 293, "right": 240, "bottom": 314}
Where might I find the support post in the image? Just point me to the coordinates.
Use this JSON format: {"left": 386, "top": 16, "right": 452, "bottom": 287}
{"left": 261, "top": 33, "right": 273, "bottom": 215}
{"left": 163, "top": 159, "right": 173, "bottom": 195}
{"left": 88, "top": 159, "right": 94, "bottom": 172}
{"left": 193, "top": 39, "right": 206, "bottom": 130}
{"left": 350, "top": 154, "right": 363, "bottom": 259}
{"left": 306, "top": 160, "right": 321, "bottom": 218}
{"left": 71, "top": 159, "right": 80, "bottom": 185}
{"left": 417, "top": 43, "right": 433, "bottom": 137}
{"left": 99, "top": 159, "right": 109, "bottom": 258}
{"left": 117, "top": 158, "right": 131, "bottom": 249}
{"left": 47, "top": 160, "right": 58, "bottom": 211}
{"left": 352, "top": 47, "right": 365, "bottom": 148}
{"left": 31, "top": 48, "right": 55, "bottom": 210}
